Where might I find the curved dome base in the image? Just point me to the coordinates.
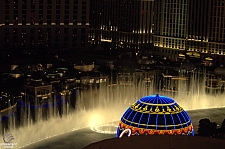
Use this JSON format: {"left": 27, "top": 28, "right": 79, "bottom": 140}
{"left": 116, "top": 121, "right": 194, "bottom": 138}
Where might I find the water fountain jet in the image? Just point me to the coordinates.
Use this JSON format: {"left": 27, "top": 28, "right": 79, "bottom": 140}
{"left": 1, "top": 71, "right": 224, "bottom": 148}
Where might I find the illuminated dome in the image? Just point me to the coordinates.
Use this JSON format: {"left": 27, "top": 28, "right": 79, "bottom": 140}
{"left": 116, "top": 94, "right": 194, "bottom": 138}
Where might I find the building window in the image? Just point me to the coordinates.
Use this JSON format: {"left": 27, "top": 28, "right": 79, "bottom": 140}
{"left": 13, "top": 28, "right": 18, "bottom": 35}
{"left": 47, "top": 0, "right": 52, "bottom": 4}
{"left": 56, "top": 10, "right": 60, "bottom": 14}
{"left": 30, "top": 11, "right": 35, "bottom": 25}
{"left": 5, "top": 16, "right": 9, "bottom": 25}
{"left": 47, "top": 20, "right": 51, "bottom": 25}
{"left": 47, "top": 15, "right": 51, "bottom": 19}
{"left": 39, "top": 15, "right": 43, "bottom": 24}
{"left": 81, "top": 28, "right": 86, "bottom": 34}
{"left": 65, "top": 5, "right": 69, "bottom": 9}
{"left": 56, "top": 5, "right": 60, "bottom": 9}
{"left": 22, "top": 15, "right": 26, "bottom": 25}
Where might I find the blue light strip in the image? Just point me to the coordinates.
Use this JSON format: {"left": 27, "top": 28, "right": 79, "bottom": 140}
{"left": 138, "top": 113, "right": 144, "bottom": 128}
{"left": 132, "top": 103, "right": 145, "bottom": 126}
{"left": 122, "top": 108, "right": 131, "bottom": 119}
{"left": 146, "top": 103, "right": 154, "bottom": 129}
{"left": 145, "top": 96, "right": 150, "bottom": 103}
{"left": 180, "top": 112, "right": 188, "bottom": 127}
{"left": 183, "top": 110, "right": 191, "bottom": 120}
{"left": 124, "top": 109, "right": 134, "bottom": 125}
{"left": 171, "top": 113, "right": 176, "bottom": 129}
{"left": 141, "top": 95, "right": 175, "bottom": 104}
{"left": 123, "top": 108, "right": 133, "bottom": 124}
{"left": 149, "top": 97, "right": 154, "bottom": 103}
{"left": 156, "top": 113, "right": 158, "bottom": 130}
{"left": 164, "top": 114, "right": 167, "bottom": 130}
{"left": 116, "top": 127, "right": 120, "bottom": 138}
{"left": 156, "top": 95, "right": 159, "bottom": 130}
{"left": 192, "top": 129, "right": 195, "bottom": 136}
{"left": 136, "top": 100, "right": 141, "bottom": 105}
{"left": 131, "top": 112, "right": 138, "bottom": 126}
{"left": 146, "top": 113, "right": 151, "bottom": 129}
{"left": 176, "top": 113, "right": 184, "bottom": 128}
{"left": 182, "top": 110, "right": 191, "bottom": 124}
{"left": 159, "top": 97, "right": 167, "bottom": 130}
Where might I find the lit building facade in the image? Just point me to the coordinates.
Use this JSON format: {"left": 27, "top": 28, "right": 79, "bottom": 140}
{"left": 187, "top": 0, "right": 225, "bottom": 65}
{"left": 153, "top": 0, "right": 188, "bottom": 60}
{"left": 153, "top": 0, "right": 225, "bottom": 65}
{"left": 89, "top": 0, "right": 154, "bottom": 50}
{"left": 22, "top": 79, "right": 53, "bottom": 122}
{"left": 0, "top": 0, "right": 89, "bottom": 50}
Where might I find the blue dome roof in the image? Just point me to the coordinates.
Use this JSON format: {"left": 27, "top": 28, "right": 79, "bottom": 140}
{"left": 116, "top": 94, "right": 194, "bottom": 137}
{"left": 139, "top": 94, "right": 175, "bottom": 105}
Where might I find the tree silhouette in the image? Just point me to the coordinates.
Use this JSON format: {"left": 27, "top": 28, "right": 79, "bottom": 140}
{"left": 198, "top": 118, "right": 217, "bottom": 137}
{"left": 221, "top": 119, "right": 225, "bottom": 139}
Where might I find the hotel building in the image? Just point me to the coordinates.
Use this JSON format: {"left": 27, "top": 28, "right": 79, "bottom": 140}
{"left": 153, "top": 0, "right": 189, "bottom": 60}
{"left": 89, "top": 0, "right": 154, "bottom": 50}
{"left": 153, "top": 0, "right": 225, "bottom": 65}
{"left": 0, "top": 0, "right": 90, "bottom": 50}
{"left": 0, "top": 0, "right": 225, "bottom": 66}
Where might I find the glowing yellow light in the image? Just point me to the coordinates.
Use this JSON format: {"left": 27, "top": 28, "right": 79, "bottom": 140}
{"left": 89, "top": 113, "right": 104, "bottom": 128}
{"left": 205, "top": 57, "right": 213, "bottom": 61}
{"left": 101, "top": 39, "right": 112, "bottom": 42}
{"left": 179, "top": 54, "right": 185, "bottom": 57}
